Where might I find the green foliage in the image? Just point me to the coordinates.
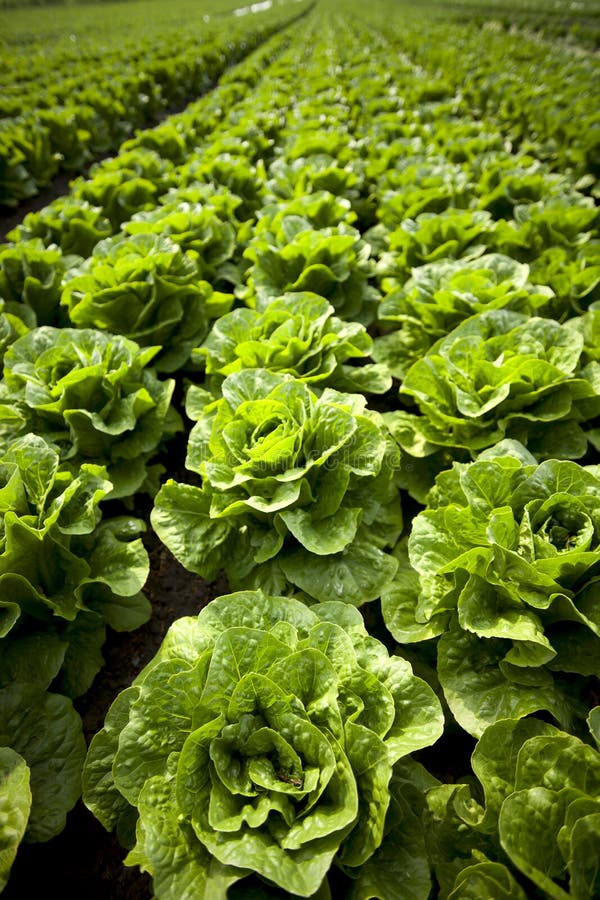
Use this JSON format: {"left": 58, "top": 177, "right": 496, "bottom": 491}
{"left": 195, "top": 292, "right": 391, "bottom": 395}
{"left": 421, "top": 715, "right": 600, "bottom": 898}
{"left": 0, "top": 433, "right": 150, "bottom": 692}
{"left": 61, "top": 233, "right": 232, "bottom": 372}
{"left": 0, "top": 327, "right": 178, "bottom": 497}
{"left": 384, "top": 310, "right": 600, "bottom": 500}
{"left": 83, "top": 590, "right": 443, "bottom": 898}
{"left": 152, "top": 371, "right": 402, "bottom": 604}
{"left": 382, "top": 441, "right": 600, "bottom": 736}
{"left": 374, "top": 254, "right": 558, "bottom": 379}
{"left": 8, "top": 198, "right": 113, "bottom": 258}
{"left": 0, "top": 238, "right": 78, "bottom": 327}
{"left": 0, "top": 684, "right": 85, "bottom": 843}
{"left": 0, "top": 748, "right": 30, "bottom": 892}
{"left": 242, "top": 216, "right": 379, "bottom": 324}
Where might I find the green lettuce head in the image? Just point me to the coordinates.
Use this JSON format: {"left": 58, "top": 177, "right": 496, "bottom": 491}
{"left": 152, "top": 370, "right": 402, "bottom": 606}
{"left": 0, "top": 327, "right": 178, "bottom": 498}
{"left": 242, "top": 216, "right": 379, "bottom": 324}
{"left": 420, "top": 715, "right": 600, "bottom": 899}
{"left": 122, "top": 201, "right": 238, "bottom": 289}
{"left": 382, "top": 441, "right": 600, "bottom": 737}
{"left": 83, "top": 591, "right": 444, "bottom": 899}
{"left": 61, "top": 233, "right": 232, "bottom": 372}
{"left": 71, "top": 147, "right": 175, "bottom": 228}
{"left": 374, "top": 254, "right": 558, "bottom": 380}
{"left": 384, "top": 309, "right": 600, "bottom": 501}
{"left": 8, "top": 197, "right": 113, "bottom": 258}
{"left": 0, "top": 238, "right": 79, "bottom": 327}
{"left": 374, "top": 208, "right": 496, "bottom": 291}
{"left": 194, "top": 292, "right": 391, "bottom": 396}
{"left": 0, "top": 433, "right": 150, "bottom": 698}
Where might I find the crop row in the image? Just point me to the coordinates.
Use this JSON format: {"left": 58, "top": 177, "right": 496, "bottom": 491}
{"left": 1, "top": 1, "right": 600, "bottom": 897}
{"left": 419, "top": 0, "right": 600, "bottom": 50}
{"left": 0, "top": 0, "right": 312, "bottom": 207}
{"left": 374, "top": 1, "right": 600, "bottom": 192}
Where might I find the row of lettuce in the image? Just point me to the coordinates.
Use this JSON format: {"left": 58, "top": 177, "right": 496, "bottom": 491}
{"left": 418, "top": 0, "right": 600, "bottom": 51}
{"left": 1, "top": 1, "right": 600, "bottom": 897}
{"left": 371, "top": 0, "right": 600, "bottom": 195}
{"left": 0, "top": 0, "right": 312, "bottom": 208}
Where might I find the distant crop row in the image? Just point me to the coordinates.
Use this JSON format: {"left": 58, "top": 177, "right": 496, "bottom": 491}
{"left": 1, "top": 1, "right": 599, "bottom": 897}
{"left": 0, "top": 0, "right": 312, "bottom": 207}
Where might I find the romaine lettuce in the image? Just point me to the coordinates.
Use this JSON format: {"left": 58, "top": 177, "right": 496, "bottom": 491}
{"left": 383, "top": 442, "right": 600, "bottom": 736}
{"left": 152, "top": 371, "right": 402, "bottom": 605}
{"left": 194, "top": 292, "right": 391, "bottom": 395}
{"left": 61, "top": 233, "right": 231, "bottom": 372}
{"left": 83, "top": 590, "right": 443, "bottom": 898}
{"left": 384, "top": 310, "right": 600, "bottom": 500}
{"left": 0, "top": 327, "right": 177, "bottom": 498}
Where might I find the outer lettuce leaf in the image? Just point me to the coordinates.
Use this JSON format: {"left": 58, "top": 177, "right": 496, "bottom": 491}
{"left": 83, "top": 591, "right": 443, "bottom": 899}
{"left": 0, "top": 683, "right": 85, "bottom": 842}
{"left": 0, "top": 747, "right": 31, "bottom": 892}
{"left": 347, "top": 761, "right": 435, "bottom": 900}
{"left": 448, "top": 860, "right": 528, "bottom": 899}
{"left": 152, "top": 371, "right": 401, "bottom": 605}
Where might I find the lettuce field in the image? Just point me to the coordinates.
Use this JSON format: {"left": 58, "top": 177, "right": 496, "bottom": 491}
{"left": 1, "top": 0, "right": 600, "bottom": 896}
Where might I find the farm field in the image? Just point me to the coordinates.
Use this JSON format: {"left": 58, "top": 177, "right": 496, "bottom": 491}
{"left": 0, "top": 0, "right": 600, "bottom": 897}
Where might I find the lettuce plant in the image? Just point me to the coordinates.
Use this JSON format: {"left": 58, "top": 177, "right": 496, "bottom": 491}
{"left": 421, "top": 715, "right": 600, "bottom": 898}
{"left": 0, "top": 302, "right": 28, "bottom": 368}
{"left": 0, "top": 433, "right": 150, "bottom": 697}
{"left": 8, "top": 197, "right": 113, "bottom": 258}
{"left": 530, "top": 240, "right": 600, "bottom": 315}
{"left": 375, "top": 159, "right": 474, "bottom": 223}
{"left": 382, "top": 441, "right": 600, "bottom": 736}
{"left": 152, "top": 370, "right": 402, "bottom": 605}
{"left": 0, "top": 327, "right": 178, "bottom": 498}
{"left": 490, "top": 197, "right": 598, "bottom": 263}
{"left": 122, "top": 202, "right": 238, "bottom": 288}
{"left": 194, "top": 292, "right": 391, "bottom": 395}
{"left": 374, "top": 254, "right": 557, "bottom": 379}
{"left": 61, "top": 233, "right": 232, "bottom": 372}
{"left": 242, "top": 216, "right": 379, "bottom": 324}
{"left": 83, "top": 590, "right": 444, "bottom": 899}
{"left": 384, "top": 309, "right": 600, "bottom": 500}
{"left": 177, "top": 153, "right": 267, "bottom": 220}
{"left": 257, "top": 190, "right": 357, "bottom": 230}
{"left": 265, "top": 155, "right": 363, "bottom": 208}
{"left": 0, "top": 238, "right": 78, "bottom": 327}
{"left": 71, "top": 148, "right": 175, "bottom": 229}
{"left": 374, "top": 208, "right": 496, "bottom": 290}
